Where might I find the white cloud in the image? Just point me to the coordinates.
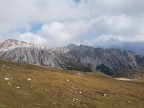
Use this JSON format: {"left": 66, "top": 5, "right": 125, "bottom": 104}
{"left": 107, "top": 15, "right": 132, "bottom": 32}
{"left": 39, "top": 22, "right": 71, "bottom": 41}
{"left": 116, "top": 35, "right": 144, "bottom": 43}
{"left": 0, "top": 0, "right": 144, "bottom": 48}
{"left": 80, "top": 34, "right": 144, "bottom": 48}
{"left": 19, "top": 32, "right": 47, "bottom": 46}
{"left": 36, "top": 21, "right": 93, "bottom": 46}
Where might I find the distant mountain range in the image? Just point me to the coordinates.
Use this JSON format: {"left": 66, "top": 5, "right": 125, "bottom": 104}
{"left": 120, "top": 42, "right": 144, "bottom": 55}
{"left": 0, "top": 39, "right": 144, "bottom": 77}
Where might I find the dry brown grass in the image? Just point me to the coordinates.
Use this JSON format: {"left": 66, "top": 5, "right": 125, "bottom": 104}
{"left": 0, "top": 60, "right": 144, "bottom": 108}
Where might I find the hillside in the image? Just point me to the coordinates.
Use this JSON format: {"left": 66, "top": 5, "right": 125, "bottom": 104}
{"left": 0, "top": 59, "right": 144, "bottom": 108}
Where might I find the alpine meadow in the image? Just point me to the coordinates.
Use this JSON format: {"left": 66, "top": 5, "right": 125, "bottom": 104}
{"left": 0, "top": 0, "right": 144, "bottom": 108}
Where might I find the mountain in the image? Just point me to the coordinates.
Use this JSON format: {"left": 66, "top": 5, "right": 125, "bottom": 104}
{"left": 0, "top": 39, "right": 144, "bottom": 77}
{"left": 0, "top": 39, "right": 38, "bottom": 50}
{"left": 51, "top": 44, "right": 144, "bottom": 77}
{"left": 119, "top": 42, "right": 144, "bottom": 55}
{"left": 0, "top": 39, "right": 65, "bottom": 68}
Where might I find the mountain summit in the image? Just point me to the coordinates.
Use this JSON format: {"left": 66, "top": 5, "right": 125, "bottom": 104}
{"left": 0, "top": 39, "right": 63, "bottom": 67}
{"left": 0, "top": 39, "right": 144, "bottom": 77}
{"left": 0, "top": 39, "right": 38, "bottom": 51}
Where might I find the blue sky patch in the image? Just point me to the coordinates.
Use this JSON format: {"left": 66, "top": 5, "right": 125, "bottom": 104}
{"left": 30, "top": 22, "right": 43, "bottom": 33}
{"left": 73, "top": 0, "right": 81, "bottom": 4}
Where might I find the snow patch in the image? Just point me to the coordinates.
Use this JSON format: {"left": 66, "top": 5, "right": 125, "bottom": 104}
{"left": 115, "top": 78, "right": 137, "bottom": 81}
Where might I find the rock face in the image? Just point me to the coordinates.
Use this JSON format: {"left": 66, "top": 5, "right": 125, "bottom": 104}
{"left": 56, "top": 44, "right": 143, "bottom": 76}
{"left": 0, "top": 39, "right": 65, "bottom": 68}
{"left": 0, "top": 39, "right": 144, "bottom": 76}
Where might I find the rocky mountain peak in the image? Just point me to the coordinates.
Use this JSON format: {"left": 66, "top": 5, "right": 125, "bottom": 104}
{"left": 66, "top": 43, "right": 78, "bottom": 49}
{"left": 0, "top": 39, "right": 38, "bottom": 51}
{"left": 0, "top": 39, "right": 144, "bottom": 77}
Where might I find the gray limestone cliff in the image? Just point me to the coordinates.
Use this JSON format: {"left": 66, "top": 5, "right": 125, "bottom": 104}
{"left": 0, "top": 39, "right": 144, "bottom": 77}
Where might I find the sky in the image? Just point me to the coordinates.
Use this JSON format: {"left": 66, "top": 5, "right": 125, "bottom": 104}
{"left": 0, "top": 0, "right": 144, "bottom": 50}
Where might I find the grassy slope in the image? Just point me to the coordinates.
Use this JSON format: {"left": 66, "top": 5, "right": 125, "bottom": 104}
{"left": 0, "top": 60, "right": 144, "bottom": 108}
